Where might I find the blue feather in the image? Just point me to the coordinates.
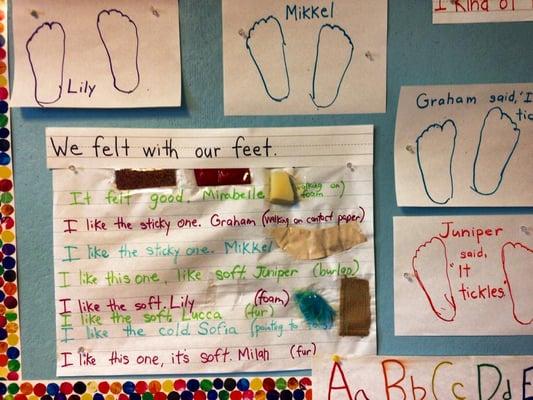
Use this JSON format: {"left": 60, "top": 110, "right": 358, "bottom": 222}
{"left": 294, "top": 290, "right": 336, "bottom": 329}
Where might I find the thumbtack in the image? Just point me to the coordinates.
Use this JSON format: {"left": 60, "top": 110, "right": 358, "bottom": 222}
{"left": 520, "top": 225, "right": 531, "bottom": 235}
{"left": 77, "top": 346, "right": 85, "bottom": 354}
{"left": 403, "top": 272, "right": 414, "bottom": 283}
{"left": 150, "top": 6, "right": 160, "bottom": 17}
{"left": 238, "top": 29, "right": 249, "bottom": 40}
{"left": 332, "top": 354, "right": 342, "bottom": 363}
{"left": 346, "top": 162, "right": 355, "bottom": 172}
{"left": 30, "top": 10, "right": 39, "bottom": 19}
{"left": 406, "top": 145, "right": 415, "bottom": 154}
{"left": 365, "top": 51, "right": 374, "bottom": 61}
{"left": 68, "top": 165, "right": 78, "bottom": 174}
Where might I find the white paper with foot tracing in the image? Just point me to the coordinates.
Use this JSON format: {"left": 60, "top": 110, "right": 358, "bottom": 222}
{"left": 394, "top": 216, "right": 533, "bottom": 336}
{"left": 395, "top": 84, "right": 533, "bottom": 207}
{"left": 222, "top": 0, "right": 387, "bottom": 115}
{"left": 12, "top": 0, "right": 181, "bottom": 108}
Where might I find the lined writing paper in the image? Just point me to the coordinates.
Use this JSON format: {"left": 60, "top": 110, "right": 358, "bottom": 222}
{"left": 50, "top": 127, "right": 376, "bottom": 376}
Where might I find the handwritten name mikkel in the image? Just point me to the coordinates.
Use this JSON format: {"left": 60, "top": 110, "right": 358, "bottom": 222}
{"left": 286, "top": 2, "right": 335, "bottom": 21}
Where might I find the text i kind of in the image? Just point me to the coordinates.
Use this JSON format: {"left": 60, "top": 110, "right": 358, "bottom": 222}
{"left": 435, "top": 0, "right": 517, "bottom": 12}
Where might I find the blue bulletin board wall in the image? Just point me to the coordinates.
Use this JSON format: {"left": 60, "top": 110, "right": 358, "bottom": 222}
{"left": 11, "top": 0, "right": 533, "bottom": 379}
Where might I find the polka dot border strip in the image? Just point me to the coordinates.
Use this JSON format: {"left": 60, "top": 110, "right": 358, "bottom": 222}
{"left": 0, "top": 0, "right": 21, "bottom": 381}
{"left": 0, "top": 377, "right": 312, "bottom": 400}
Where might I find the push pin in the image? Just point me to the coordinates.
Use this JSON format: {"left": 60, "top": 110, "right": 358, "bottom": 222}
{"left": 346, "top": 162, "right": 355, "bottom": 172}
{"left": 520, "top": 225, "right": 531, "bottom": 235}
{"left": 403, "top": 272, "right": 414, "bottom": 283}
{"left": 365, "top": 51, "right": 374, "bottom": 61}
{"left": 150, "top": 6, "right": 160, "bottom": 17}
{"left": 30, "top": 9, "right": 39, "bottom": 19}
{"left": 406, "top": 145, "right": 415, "bottom": 154}
{"left": 238, "top": 28, "right": 249, "bottom": 40}
{"left": 77, "top": 346, "right": 85, "bottom": 354}
{"left": 332, "top": 354, "right": 342, "bottom": 364}
{"left": 68, "top": 165, "right": 78, "bottom": 174}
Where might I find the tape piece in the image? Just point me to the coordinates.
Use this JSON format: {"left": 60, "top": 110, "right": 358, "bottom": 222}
{"left": 270, "top": 222, "right": 367, "bottom": 260}
{"left": 194, "top": 169, "right": 251, "bottom": 186}
{"left": 339, "top": 278, "right": 371, "bottom": 337}
{"left": 269, "top": 170, "right": 298, "bottom": 205}
{"left": 115, "top": 169, "right": 176, "bottom": 190}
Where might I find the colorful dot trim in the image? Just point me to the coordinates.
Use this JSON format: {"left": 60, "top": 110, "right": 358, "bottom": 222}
{"left": 0, "top": 0, "right": 19, "bottom": 381}
{"left": 0, "top": 379, "right": 311, "bottom": 400}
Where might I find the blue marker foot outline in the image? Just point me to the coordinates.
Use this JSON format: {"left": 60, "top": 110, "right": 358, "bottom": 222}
{"left": 97, "top": 9, "right": 140, "bottom": 94}
{"left": 471, "top": 107, "right": 520, "bottom": 196}
{"left": 309, "top": 24, "right": 354, "bottom": 109}
{"left": 416, "top": 120, "right": 457, "bottom": 205}
{"left": 26, "top": 22, "right": 66, "bottom": 107}
{"left": 246, "top": 16, "right": 290, "bottom": 102}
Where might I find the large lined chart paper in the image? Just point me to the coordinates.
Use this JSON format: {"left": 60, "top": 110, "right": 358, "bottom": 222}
{"left": 48, "top": 127, "right": 376, "bottom": 376}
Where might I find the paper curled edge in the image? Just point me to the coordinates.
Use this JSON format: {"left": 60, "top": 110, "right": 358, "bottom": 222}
{"left": 270, "top": 222, "right": 367, "bottom": 260}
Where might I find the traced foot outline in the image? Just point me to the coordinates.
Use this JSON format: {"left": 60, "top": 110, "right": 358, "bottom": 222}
{"left": 412, "top": 236, "right": 457, "bottom": 322}
{"left": 245, "top": 16, "right": 290, "bottom": 102}
{"left": 26, "top": 22, "right": 66, "bottom": 107}
{"left": 416, "top": 119, "right": 458, "bottom": 205}
{"left": 309, "top": 24, "right": 354, "bottom": 109}
{"left": 471, "top": 106, "right": 521, "bottom": 196}
{"left": 97, "top": 9, "right": 140, "bottom": 94}
{"left": 501, "top": 241, "right": 533, "bottom": 325}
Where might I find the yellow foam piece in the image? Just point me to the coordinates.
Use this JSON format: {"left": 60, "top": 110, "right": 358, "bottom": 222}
{"left": 270, "top": 170, "right": 297, "bottom": 205}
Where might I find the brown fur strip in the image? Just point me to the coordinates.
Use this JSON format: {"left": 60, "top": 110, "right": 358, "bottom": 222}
{"left": 115, "top": 169, "right": 177, "bottom": 190}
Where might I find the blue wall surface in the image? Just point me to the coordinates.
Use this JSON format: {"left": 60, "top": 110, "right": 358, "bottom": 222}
{"left": 11, "top": 0, "right": 533, "bottom": 379}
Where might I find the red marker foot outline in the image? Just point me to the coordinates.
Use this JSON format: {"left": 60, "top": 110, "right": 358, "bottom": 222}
{"left": 412, "top": 236, "right": 457, "bottom": 322}
{"left": 501, "top": 242, "right": 533, "bottom": 325}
